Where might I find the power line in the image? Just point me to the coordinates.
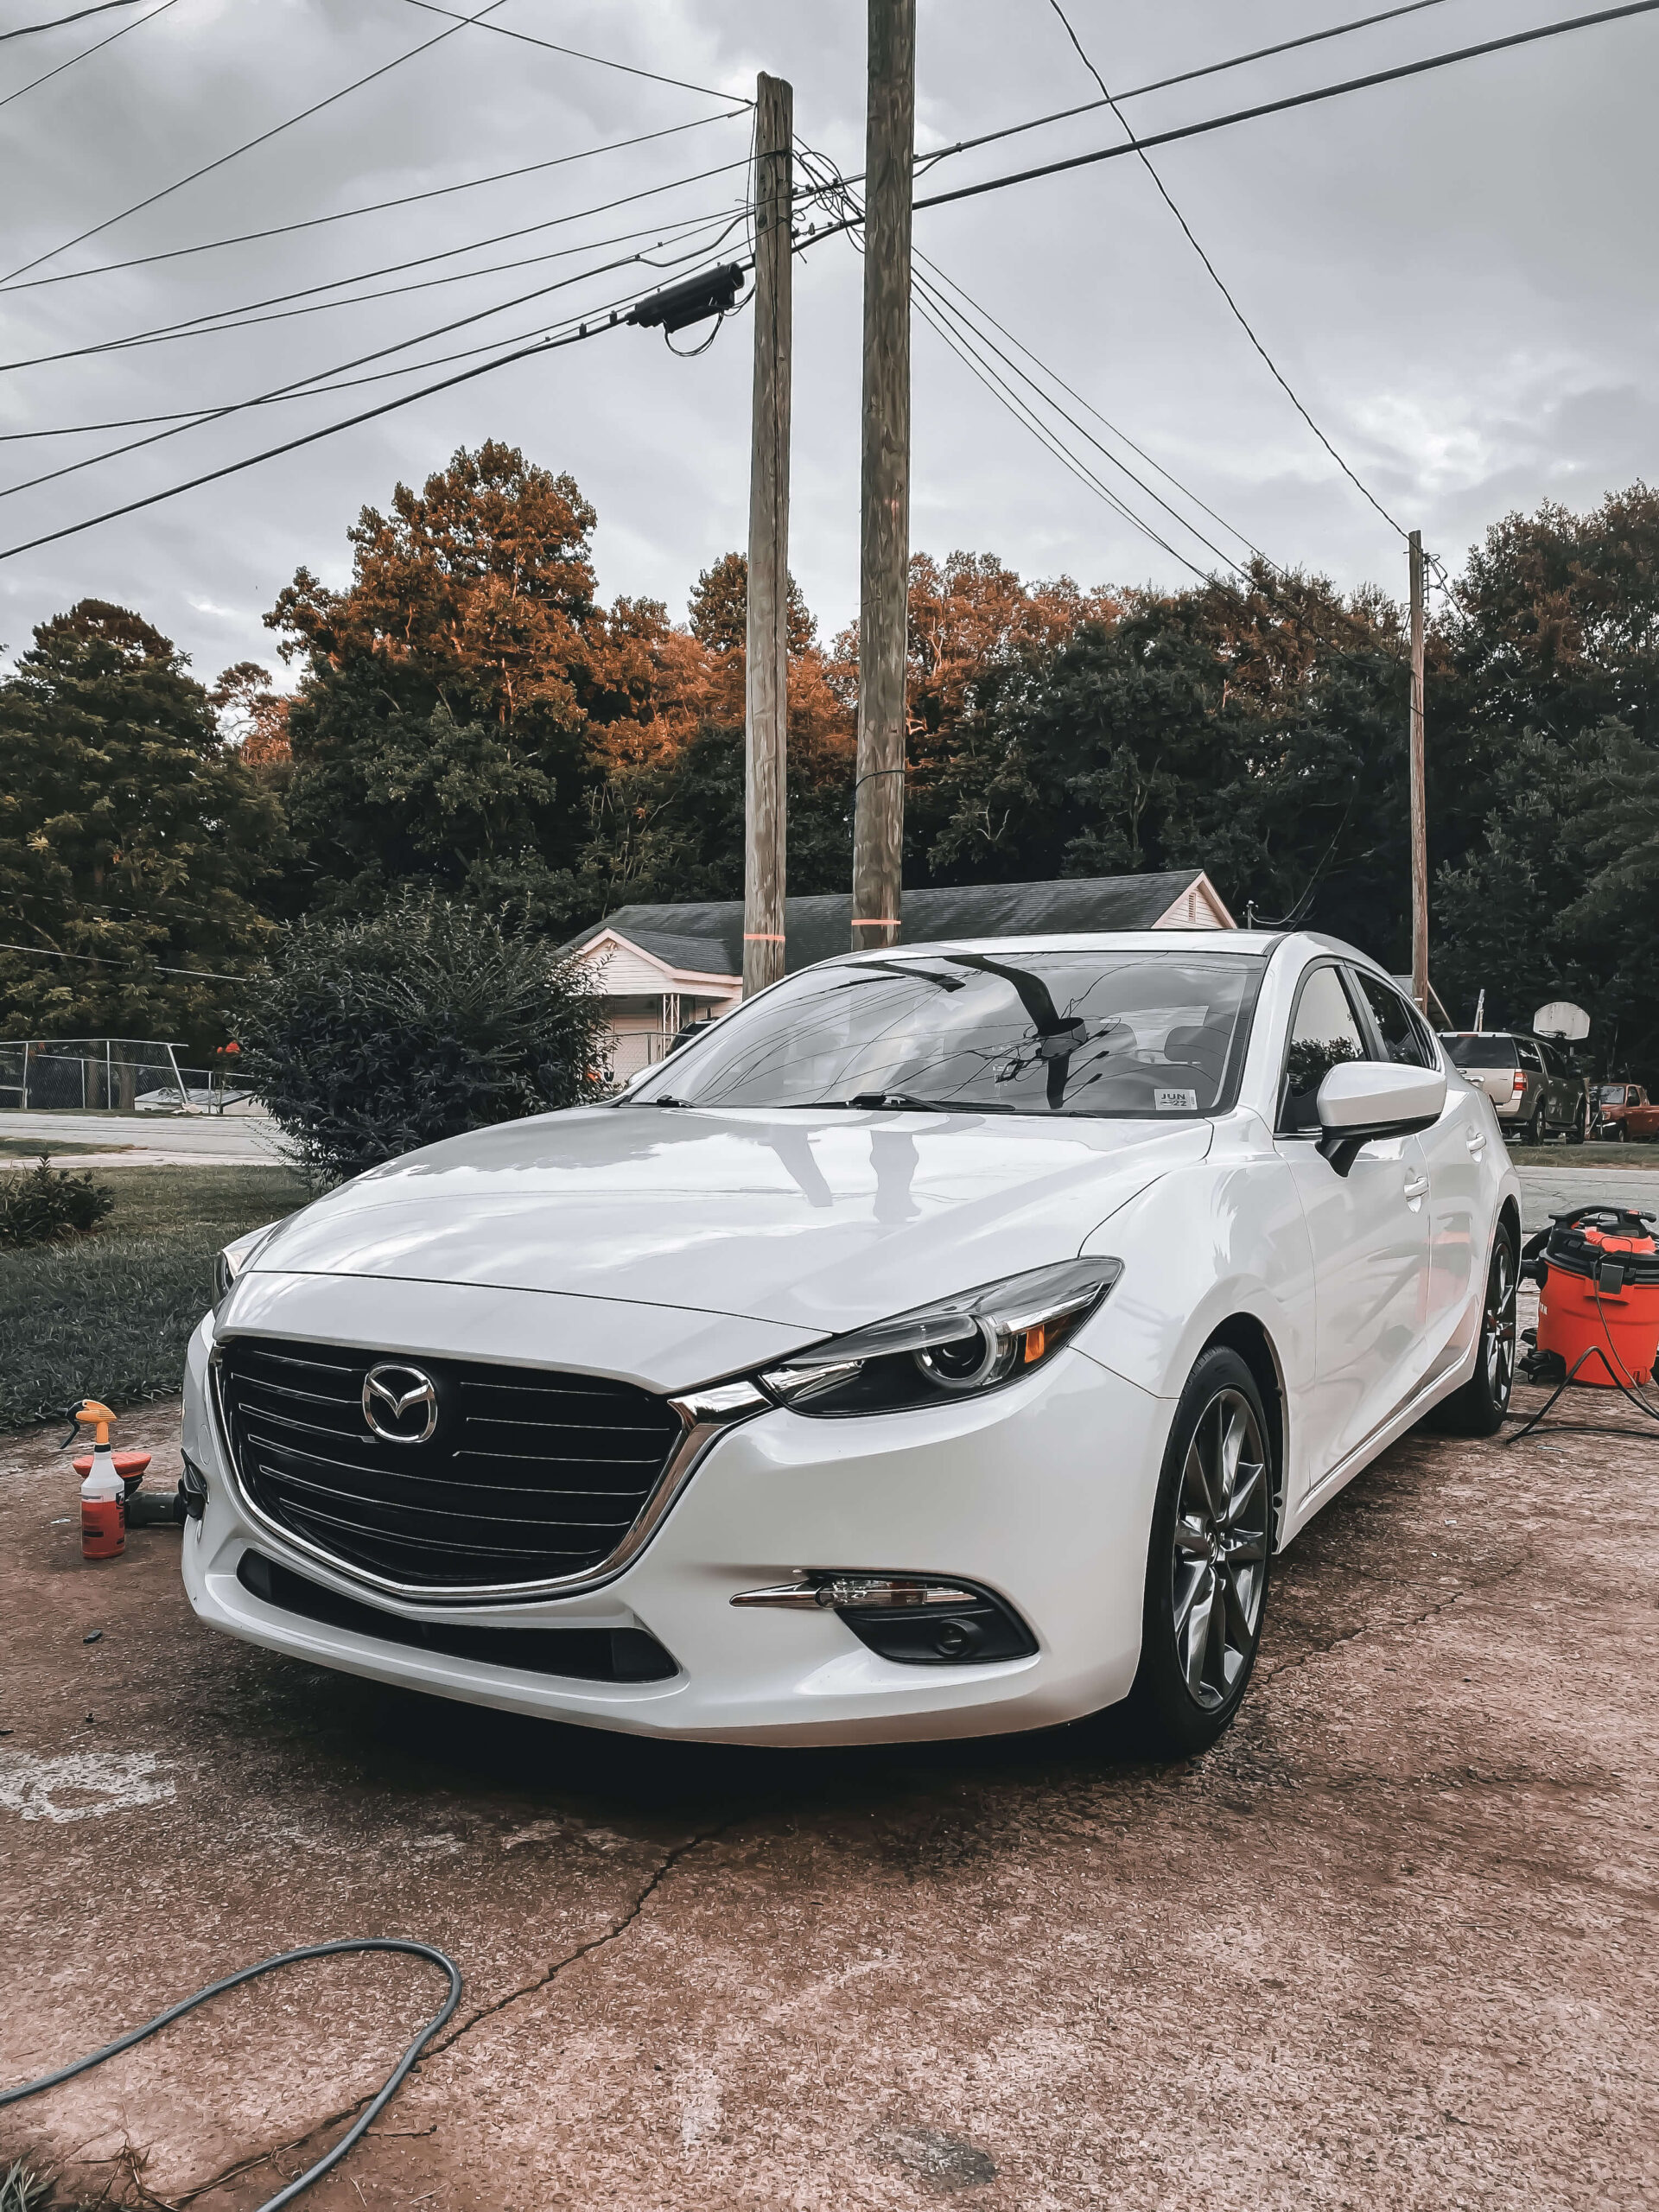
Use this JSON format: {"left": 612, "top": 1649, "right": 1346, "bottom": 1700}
{"left": 0, "top": 260, "right": 700, "bottom": 563}
{"left": 0, "top": 0, "right": 168, "bottom": 109}
{"left": 397, "top": 0, "right": 749, "bottom": 105}
{"left": 0, "top": 0, "right": 512, "bottom": 287}
{"left": 1044, "top": 0, "right": 1405, "bottom": 537}
{"left": 0, "top": 109, "right": 749, "bottom": 293}
{"left": 0, "top": 940, "right": 256, "bottom": 982}
{"left": 0, "top": 161, "right": 755, "bottom": 370}
{"left": 0, "top": 213, "right": 748, "bottom": 502}
{"left": 912, "top": 0, "right": 1460, "bottom": 173}
{"left": 912, "top": 260, "right": 1259, "bottom": 575}
{"left": 914, "top": 251, "right": 1278, "bottom": 569}
{"left": 796, "top": 143, "right": 1225, "bottom": 578}
{"left": 912, "top": 2, "right": 1659, "bottom": 221}
{"left": 5, "top": 3, "right": 1645, "bottom": 566}
{"left": 0, "top": 0, "right": 139, "bottom": 41}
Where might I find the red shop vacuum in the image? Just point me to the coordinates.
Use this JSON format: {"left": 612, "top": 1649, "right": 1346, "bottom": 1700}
{"left": 1520, "top": 1206, "right": 1659, "bottom": 1387}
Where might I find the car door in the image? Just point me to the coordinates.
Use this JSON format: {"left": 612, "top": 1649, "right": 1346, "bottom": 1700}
{"left": 1351, "top": 968, "right": 1483, "bottom": 1385}
{"left": 1272, "top": 961, "right": 1432, "bottom": 1494}
{"left": 1514, "top": 1037, "right": 1544, "bottom": 1126}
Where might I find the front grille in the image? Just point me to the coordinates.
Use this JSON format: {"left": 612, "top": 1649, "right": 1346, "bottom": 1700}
{"left": 236, "top": 1551, "right": 677, "bottom": 1681}
{"left": 218, "top": 1336, "right": 686, "bottom": 1594}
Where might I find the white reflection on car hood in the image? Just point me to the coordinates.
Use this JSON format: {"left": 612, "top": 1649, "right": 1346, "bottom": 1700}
{"left": 251, "top": 1105, "right": 1213, "bottom": 1335}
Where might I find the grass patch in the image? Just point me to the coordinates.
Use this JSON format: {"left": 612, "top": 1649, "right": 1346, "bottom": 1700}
{"left": 0, "top": 1164, "right": 307, "bottom": 1431}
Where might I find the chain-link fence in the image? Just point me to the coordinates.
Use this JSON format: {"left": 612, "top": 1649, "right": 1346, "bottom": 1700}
{"left": 0, "top": 1038, "right": 257, "bottom": 1113}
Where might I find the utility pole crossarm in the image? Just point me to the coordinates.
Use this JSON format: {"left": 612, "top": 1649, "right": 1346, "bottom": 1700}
{"left": 743, "top": 72, "right": 793, "bottom": 997}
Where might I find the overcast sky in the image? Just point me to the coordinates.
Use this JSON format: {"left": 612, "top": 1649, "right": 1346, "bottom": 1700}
{"left": 1, "top": 0, "right": 1655, "bottom": 689}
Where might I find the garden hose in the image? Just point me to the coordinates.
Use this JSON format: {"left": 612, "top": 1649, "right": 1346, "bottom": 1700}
{"left": 0, "top": 1939, "right": 461, "bottom": 2212}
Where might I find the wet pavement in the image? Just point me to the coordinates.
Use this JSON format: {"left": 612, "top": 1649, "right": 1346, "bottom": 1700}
{"left": 3, "top": 1381, "right": 1655, "bottom": 2212}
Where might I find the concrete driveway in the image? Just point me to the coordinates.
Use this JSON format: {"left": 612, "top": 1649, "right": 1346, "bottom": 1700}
{"left": 3, "top": 1383, "right": 1654, "bottom": 2212}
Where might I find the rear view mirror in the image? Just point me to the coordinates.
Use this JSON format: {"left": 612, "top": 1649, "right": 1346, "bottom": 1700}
{"left": 1315, "top": 1060, "right": 1446, "bottom": 1175}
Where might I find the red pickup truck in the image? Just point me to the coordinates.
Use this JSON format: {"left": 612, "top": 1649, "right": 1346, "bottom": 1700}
{"left": 1592, "top": 1083, "right": 1659, "bottom": 1141}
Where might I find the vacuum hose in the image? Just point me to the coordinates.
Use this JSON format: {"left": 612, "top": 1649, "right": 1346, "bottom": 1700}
{"left": 0, "top": 1939, "right": 462, "bottom": 2212}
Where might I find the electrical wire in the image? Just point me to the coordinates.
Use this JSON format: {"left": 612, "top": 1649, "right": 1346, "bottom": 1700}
{"left": 912, "top": 0, "right": 1461, "bottom": 174}
{"left": 0, "top": 109, "right": 750, "bottom": 294}
{"left": 0, "top": 218, "right": 748, "bottom": 503}
{"left": 1045, "top": 0, "right": 1406, "bottom": 539}
{"left": 397, "top": 0, "right": 749, "bottom": 105}
{"left": 911, "top": 2, "right": 1659, "bottom": 223}
{"left": 0, "top": 272, "right": 654, "bottom": 561}
{"left": 0, "top": 169, "right": 754, "bottom": 370}
{"left": 912, "top": 249, "right": 1272, "bottom": 573}
{"left": 0, "top": 0, "right": 139, "bottom": 40}
{"left": 796, "top": 138, "right": 1263, "bottom": 575}
{"left": 0, "top": 939, "right": 260, "bottom": 982}
{"left": 7, "top": 3, "right": 1642, "bottom": 563}
{"left": 0, "top": 1940, "right": 463, "bottom": 2212}
{"left": 0, "top": 0, "right": 512, "bottom": 287}
{"left": 0, "top": 0, "right": 169, "bottom": 109}
{"left": 799, "top": 148, "right": 1221, "bottom": 579}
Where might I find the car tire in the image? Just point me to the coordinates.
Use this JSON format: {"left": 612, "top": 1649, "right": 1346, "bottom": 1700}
{"left": 1426, "top": 1224, "right": 1518, "bottom": 1437}
{"left": 1124, "top": 1347, "right": 1274, "bottom": 1758}
{"left": 1526, "top": 1098, "right": 1547, "bottom": 1145}
{"left": 1567, "top": 1101, "right": 1586, "bottom": 1145}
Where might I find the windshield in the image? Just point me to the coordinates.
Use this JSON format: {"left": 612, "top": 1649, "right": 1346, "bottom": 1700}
{"left": 1444, "top": 1034, "right": 1516, "bottom": 1069}
{"left": 630, "top": 950, "right": 1266, "bottom": 1117}
{"left": 1598, "top": 1084, "right": 1631, "bottom": 1103}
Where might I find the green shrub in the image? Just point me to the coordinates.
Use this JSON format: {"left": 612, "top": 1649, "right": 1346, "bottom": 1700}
{"left": 0, "top": 1154, "right": 116, "bottom": 1249}
{"left": 228, "top": 891, "right": 608, "bottom": 1185}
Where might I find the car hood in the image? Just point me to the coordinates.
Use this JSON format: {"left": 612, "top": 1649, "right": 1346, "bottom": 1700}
{"left": 250, "top": 1105, "right": 1212, "bottom": 1339}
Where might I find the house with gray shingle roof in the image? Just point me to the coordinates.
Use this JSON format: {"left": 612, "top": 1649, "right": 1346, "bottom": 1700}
{"left": 559, "top": 871, "right": 1234, "bottom": 1081}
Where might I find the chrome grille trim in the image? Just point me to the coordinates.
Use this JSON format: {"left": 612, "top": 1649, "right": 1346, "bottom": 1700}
{"left": 209, "top": 1336, "right": 763, "bottom": 1606}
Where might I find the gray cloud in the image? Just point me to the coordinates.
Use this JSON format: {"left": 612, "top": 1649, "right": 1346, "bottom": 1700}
{"left": 1, "top": 0, "right": 1655, "bottom": 685}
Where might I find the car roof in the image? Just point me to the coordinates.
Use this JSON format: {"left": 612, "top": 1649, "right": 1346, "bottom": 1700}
{"left": 830, "top": 927, "right": 1396, "bottom": 977}
{"left": 834, "top": 928, "right": 1286, "bottom": 963}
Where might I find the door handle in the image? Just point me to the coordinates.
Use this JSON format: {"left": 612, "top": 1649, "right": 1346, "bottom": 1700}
{"left": 1403, "top": 1173, "right": 1430, "bottom": 1201}
{"left": 1465, "top": 1128, "right": 1487, "bottom": 1154}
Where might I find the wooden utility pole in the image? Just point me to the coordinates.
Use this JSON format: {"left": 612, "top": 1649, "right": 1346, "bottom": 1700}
{"left": 743, "top": 72, "right": 793, "bottom": 997}
{"left": 849, "top": 0, "right": 915, "bottom": 953}
{"left": 1408, "top": 530, "right": 1428, "bottom": 1014}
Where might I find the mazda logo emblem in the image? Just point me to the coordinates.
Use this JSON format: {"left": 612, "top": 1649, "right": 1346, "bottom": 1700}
{"left": 362, "top": 1362, "right": 439, "bottom": 1445}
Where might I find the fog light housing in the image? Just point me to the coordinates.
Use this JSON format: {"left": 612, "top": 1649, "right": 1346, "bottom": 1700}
{"left": 730, "top": 1573, "right": 1037, "bottom": 1666}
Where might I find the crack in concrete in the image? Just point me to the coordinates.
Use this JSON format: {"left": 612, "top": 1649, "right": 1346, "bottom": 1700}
{"left": 427, "top": 1819, "right": 731, "bottom": 2063}
{"left": 1263, "top": 1558, "right": 1526, "bottom": 1685}
{"left": 127, "top": 1821, "right": 730, "bottom": 2210}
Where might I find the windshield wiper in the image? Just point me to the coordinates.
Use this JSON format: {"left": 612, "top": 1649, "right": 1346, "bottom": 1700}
{"left": 615, "top": 1094, "right": 692, "bottom": 1108}
{"left": 843, "top": 1090, "right": 1016, "bottom": 1113}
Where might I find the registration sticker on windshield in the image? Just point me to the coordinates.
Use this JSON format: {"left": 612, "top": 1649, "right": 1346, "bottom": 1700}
{"left": 1155, "top": 1087, "right": 1198, "bottom": 1112}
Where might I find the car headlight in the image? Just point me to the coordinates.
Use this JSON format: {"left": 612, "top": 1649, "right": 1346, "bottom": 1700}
{"left": 757, "top": 1256, "right": 1122, "bottom": 1418}
{"left": 213, "top": 1220, "right": 283, "bottom": 1310}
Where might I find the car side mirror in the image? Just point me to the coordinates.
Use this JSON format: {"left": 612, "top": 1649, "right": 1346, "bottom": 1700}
{"left": 1315, "top": 1060, "right": 1446, "bottom": 1176}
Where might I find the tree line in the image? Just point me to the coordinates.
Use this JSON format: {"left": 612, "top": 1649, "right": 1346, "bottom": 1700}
{"left": 3, "top": 437, "right": 1657, "bottom": 1076}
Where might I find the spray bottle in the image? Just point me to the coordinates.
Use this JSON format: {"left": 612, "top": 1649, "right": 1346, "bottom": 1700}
{"left": 72, "top": 1401, "right": 126, "bottom": 1560}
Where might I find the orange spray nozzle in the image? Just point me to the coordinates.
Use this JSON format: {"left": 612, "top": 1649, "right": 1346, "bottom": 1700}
{"left": 74, "top": 1400, "right": 118, "bottom": 1448}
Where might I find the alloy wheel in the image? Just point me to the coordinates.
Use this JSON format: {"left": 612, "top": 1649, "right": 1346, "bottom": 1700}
{"left": 1484, "top": 1237, "right": 1517, "bottom": 1407}
{"left": 1171, "top": 1389, "right": 1270, "bottom": 1711}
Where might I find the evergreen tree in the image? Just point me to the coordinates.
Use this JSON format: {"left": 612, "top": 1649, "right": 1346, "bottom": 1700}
{"left": 0, "top": 600, "right": 282, "bottom": 1041}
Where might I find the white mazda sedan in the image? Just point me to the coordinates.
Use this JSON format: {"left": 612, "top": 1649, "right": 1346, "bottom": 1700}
{"left": 181, "top": 931, "right": 1518, "bottom": 1755}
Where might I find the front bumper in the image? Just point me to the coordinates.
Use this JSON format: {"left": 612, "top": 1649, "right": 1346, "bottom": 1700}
{"left": 179, "top": 1306, "right": 1168, "bottom": 1746}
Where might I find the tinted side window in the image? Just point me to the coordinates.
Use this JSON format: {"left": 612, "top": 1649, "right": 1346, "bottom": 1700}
{"left": 1516, "top": 1039, "right": 1542, "bottom": 1071}
{"left": 1281, "top": 965, "right": 1368, "bottom": 1131}
{"left": 1352, "top": 971, "right": 1432, "bottom": 1068}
